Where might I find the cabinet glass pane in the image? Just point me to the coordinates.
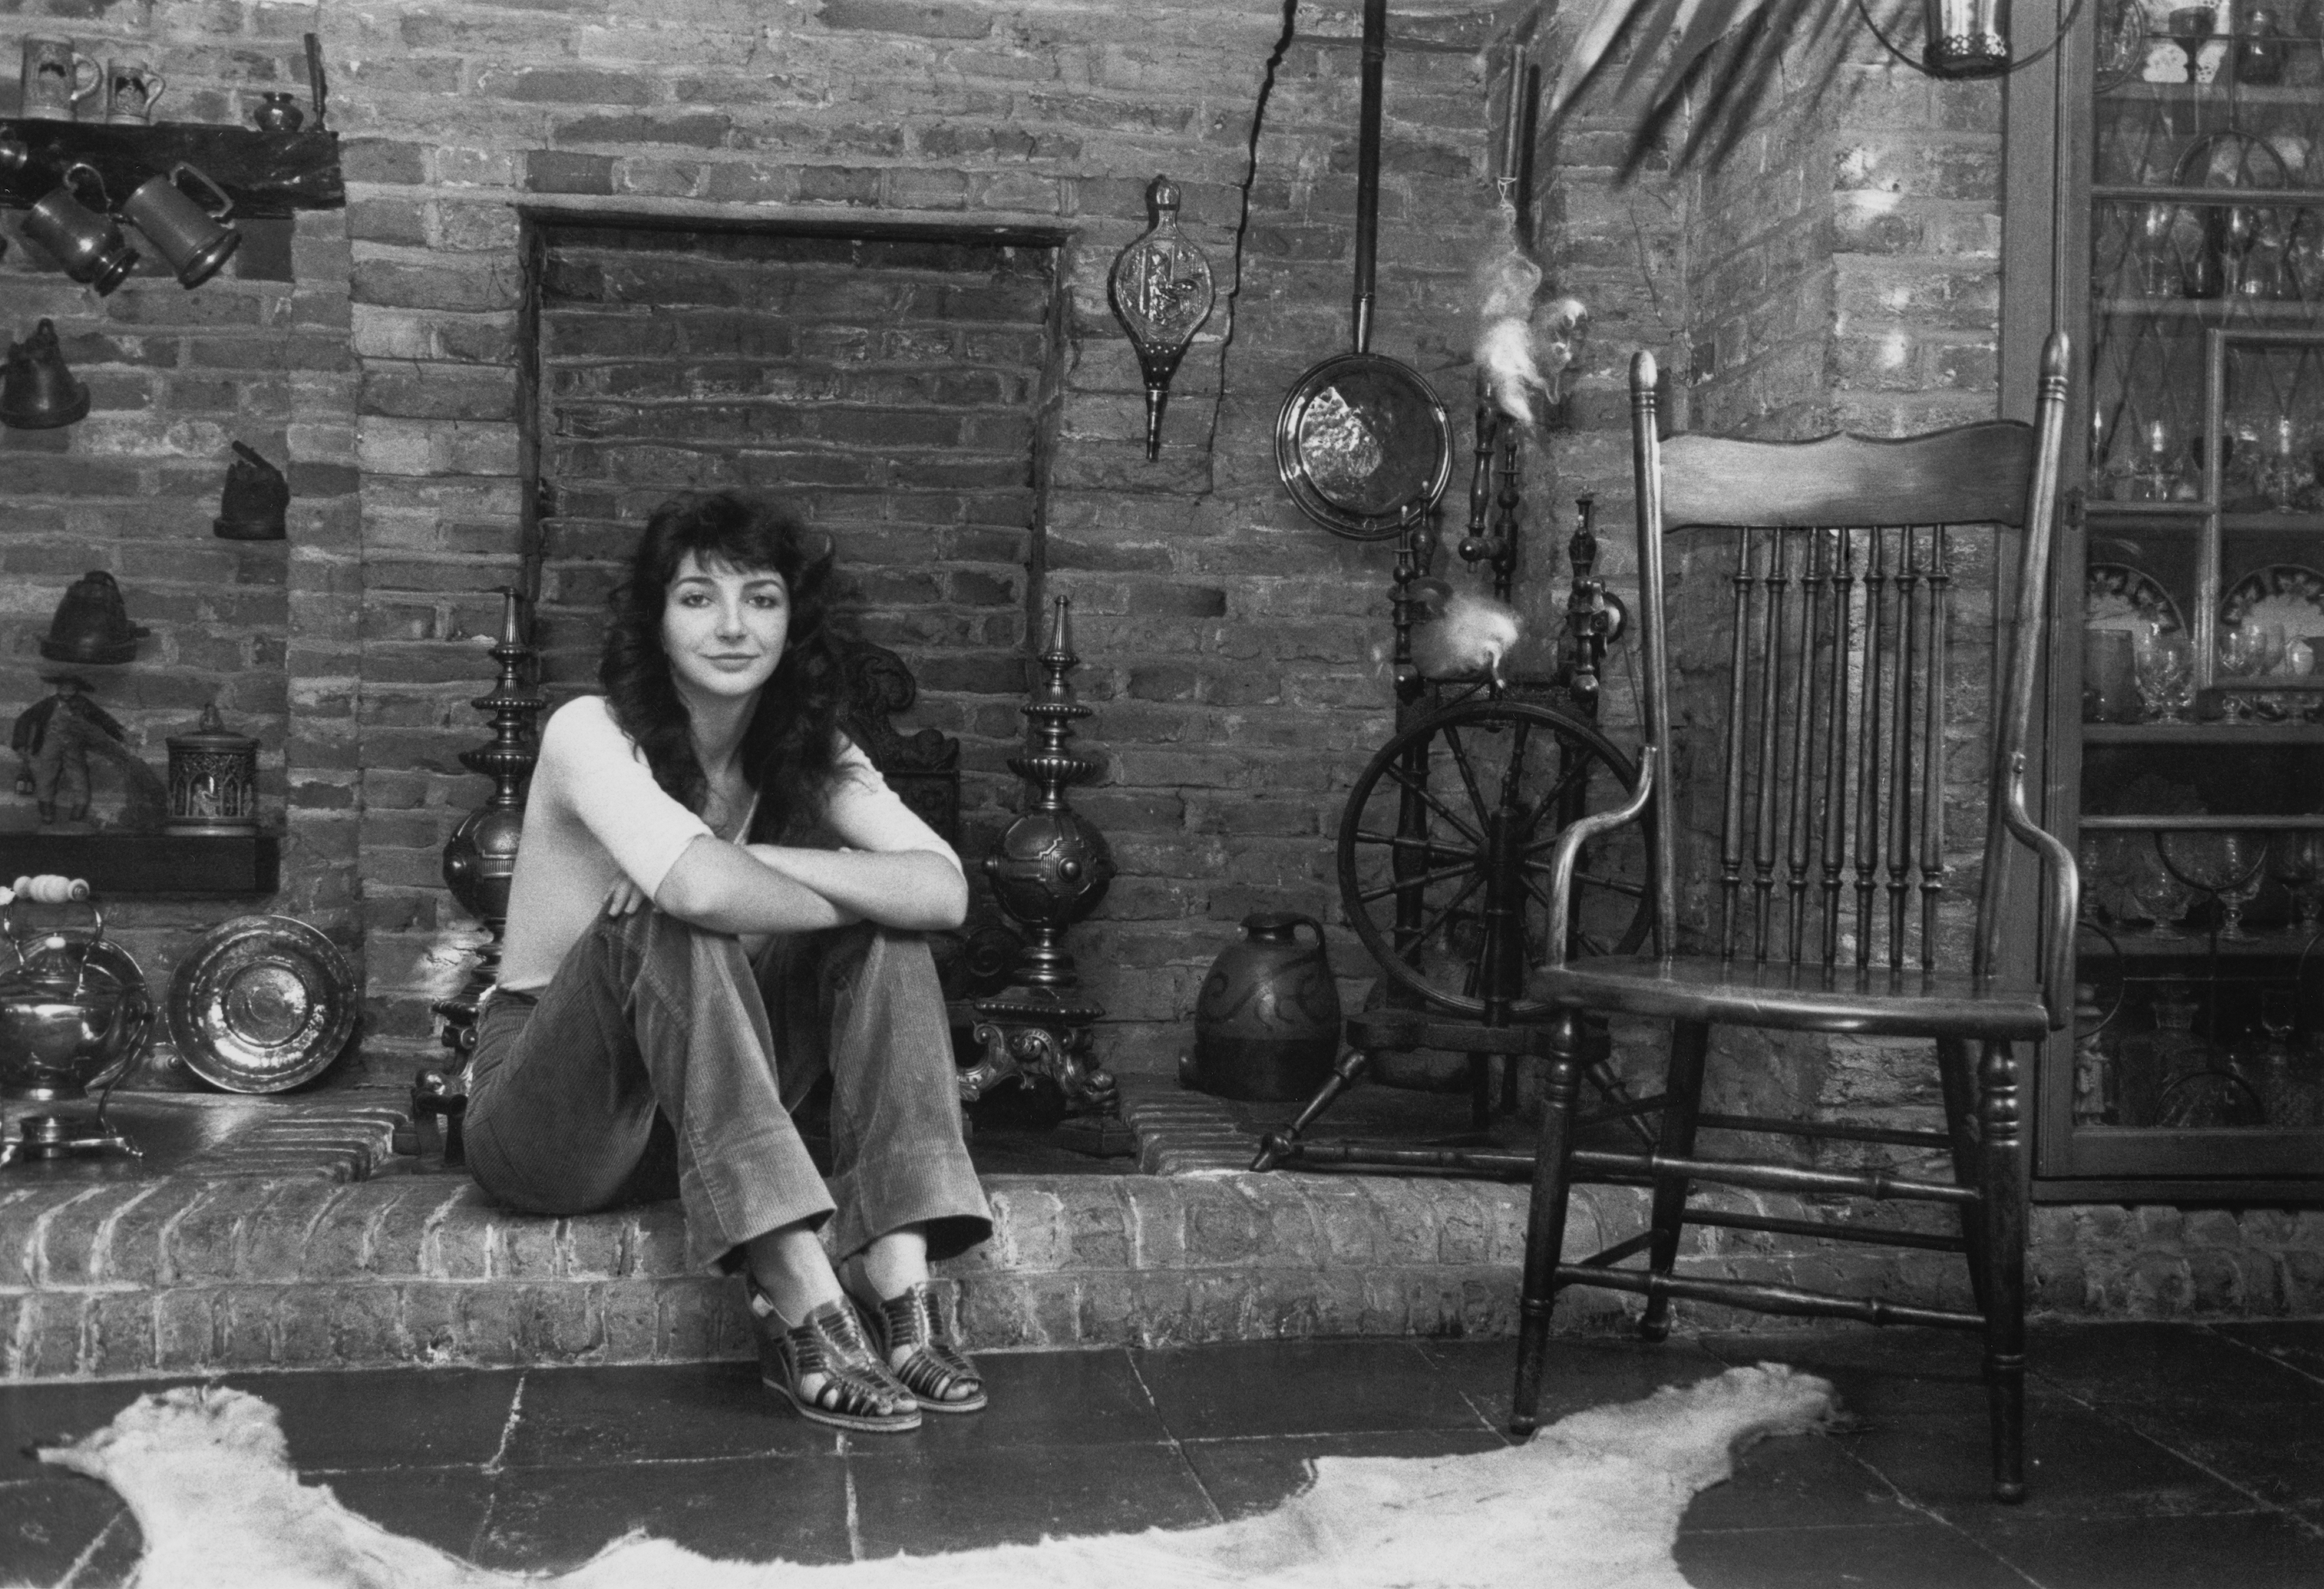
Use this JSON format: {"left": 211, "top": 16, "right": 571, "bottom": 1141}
{"left": 2073, "top": 2, "right": 2324, "bottom": 1154}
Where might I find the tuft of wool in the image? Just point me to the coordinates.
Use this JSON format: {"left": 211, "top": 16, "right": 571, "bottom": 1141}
{"left": 1409, "top": 578, "right": 1524, "bottom": 686}
{"left": 1471, "top": 200, "right": 1586, "bottom": 428}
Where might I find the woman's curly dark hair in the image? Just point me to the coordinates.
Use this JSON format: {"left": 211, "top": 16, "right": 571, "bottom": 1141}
{"left": 599, "top": 492, "right": 848, "bottom": 843}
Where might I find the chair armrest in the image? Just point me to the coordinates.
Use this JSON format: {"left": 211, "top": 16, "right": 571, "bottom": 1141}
{"left": 1540, "top": 746, "right": 1657, "bottom": 972}
{"left": 2000, "top": 751, "right": 2079, "bottom": 1030}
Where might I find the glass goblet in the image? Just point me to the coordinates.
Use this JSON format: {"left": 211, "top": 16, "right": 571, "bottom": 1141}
{"left": 2161, "top": 828, "right": 2268, "bottom": 940}
{"left": 2168, "top": 5, "right": 2216, "bottom": 81}
{"left": 2261, "top": 416, "right": 2306, "bottom": 511}
{"left": 2137, "top": 417, "right": 2178, "bottom": 500}
{"left": 2136, "top": 202, "right": 2182, "bottom": 297}
{"left": 2132, "top": 848, "right": 2194, "bottom": 938}
{"left": 2133, "top": 630, "right": 2195, "bottom": 722}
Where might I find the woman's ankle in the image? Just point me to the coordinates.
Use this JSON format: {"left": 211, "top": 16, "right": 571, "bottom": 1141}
{"left": 851, "top": 1227, "right": 930, "bottom": 1302}
{"left": 743, "top": 1225, "right": 844, "bottom": 1323}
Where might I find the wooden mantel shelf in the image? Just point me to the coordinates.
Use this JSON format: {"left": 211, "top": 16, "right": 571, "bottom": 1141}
{"left": 0, "top": 831, "right": 280, "bottom": 896}
{"left": 0, "top": 119, "right": 342, "bottom": 217}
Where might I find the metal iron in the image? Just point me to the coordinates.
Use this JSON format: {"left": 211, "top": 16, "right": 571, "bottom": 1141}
{"left": 1, "top": 318, "right": 89, "bottom": 430}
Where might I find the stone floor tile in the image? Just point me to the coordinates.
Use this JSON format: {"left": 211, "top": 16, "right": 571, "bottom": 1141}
{"left": 2211, "top": 1320, "right": 2324, "bottom": 1385}
{"left": 210, "top": 1367, "right": 524, "bottom": 1470}
{"left": 1673, "top": 1521, "right": 2029, "bottom": 1589}
{"left": 1964, "top": 1511, "right": 2324, "bottom": 1589}
{"left": 1699, "top": 1326, "right": 2071, "bottom": 1422}
{"left": 1679, "top": 1429, "right": 1927, "bottom": 1534}
{"left": 304, "top": 1466, "right": 496, "bottom": 1562}
{"left": 499, "top": 1361, "right": 840, "bottom": 1467}
{"left": 0, "top": 1382, "right": 160, "bottom": 1484}
{"left": 1129, "top": 1337, "right": 1484, "bottom": 1440}
{"left": 1177, "top": 1429, "right": 1508, "bottom": 1520}
{"left": 473, "top": 1455, "right": 854, "bottom": 1572}
{"left": 0, "top": 1477, "right": 125, "bottom": 1587}
{"left": 2031, "top": 1322, "right": 2324, "bottom": 1408}
{"left": 878, "top": 1347, "right": 1170, "bottom": 1452}
{"left": 1418, "top": 1333, "right": 1728, "bottom": 1426}
{"left": 2078, "top": 1396, "right": 2324, "bottom": 1522}
{"left": 1842, "top": 1404, "right": 2262, "bottom": 1520}
{"left": 845, "top": 1439, "right": 1215, "bottom": 1556}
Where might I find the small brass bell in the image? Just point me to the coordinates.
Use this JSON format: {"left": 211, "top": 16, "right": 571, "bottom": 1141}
{"left": 215, "top": 441, "right": 289, "bottom": 541}
{"left": 1, "top": 320, "right": 90, "bottom": 431}
{"left": 40, "top": 571, "right": 148, "bottom": 667}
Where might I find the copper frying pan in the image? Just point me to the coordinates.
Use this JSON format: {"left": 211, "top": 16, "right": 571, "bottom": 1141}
{"left": 1275, "top": 0, "right": 1452, "bottom": 542}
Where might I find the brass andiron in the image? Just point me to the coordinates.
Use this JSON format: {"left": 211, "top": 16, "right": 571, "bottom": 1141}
{"left": 961, "top": 595, "right": 1130, "bottom": 1154}
{"left": 404, "top": 589, "right": 545, "bottom": 1166}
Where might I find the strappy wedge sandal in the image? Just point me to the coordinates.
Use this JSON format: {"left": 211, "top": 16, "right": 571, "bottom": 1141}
{"left": 748, "top": 1283, "right": 921, "bottom": 1433}
{"left": 851, "top": 1279, "right": 986, "bottom": 1415}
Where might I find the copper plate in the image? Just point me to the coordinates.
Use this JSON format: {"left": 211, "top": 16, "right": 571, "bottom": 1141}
{"left": 167, "top": 915, "right": 354, "bottom": 1093}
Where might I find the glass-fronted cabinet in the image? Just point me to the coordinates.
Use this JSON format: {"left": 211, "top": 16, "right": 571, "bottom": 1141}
{"left": 2030, "top": 0, "right": 2324, "bottom": 1196}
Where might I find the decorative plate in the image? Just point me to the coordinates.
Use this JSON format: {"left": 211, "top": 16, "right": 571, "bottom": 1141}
{"left": 2086, "top": 562, "right": 2184, "bottom": 638}
{"left": 167, "top": 915, "right": 356, "bottom": 1094}
{"left": 2220, "top": 564, "right": 2324, "bottom": 639}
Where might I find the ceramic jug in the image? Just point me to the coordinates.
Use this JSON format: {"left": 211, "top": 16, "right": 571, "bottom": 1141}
{"left": 1184, "top": 912, "right": 1341, "bottom": 1102}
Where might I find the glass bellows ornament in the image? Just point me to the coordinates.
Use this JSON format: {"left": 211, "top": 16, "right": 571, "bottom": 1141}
{"left": 1108, "top": 175, "right": 1215, "bottom": 459}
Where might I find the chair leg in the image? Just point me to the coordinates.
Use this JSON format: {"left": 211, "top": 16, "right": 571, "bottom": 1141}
{"left": 1978, "top": 1038, "right": 2029, "bottom": 1505}
{"left": 1511, "top": 1011, "right": 1587, "bottom": 1441}
{"left": 1935, "top": 1037, "right": 1991, "bottom": 1319}
{"left": 1638, "top": 1020, "right": 1710, "bottom": 1343}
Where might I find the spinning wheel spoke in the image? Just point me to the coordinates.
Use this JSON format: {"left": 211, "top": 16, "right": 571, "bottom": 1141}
{"left": 1411, "top": 872, "right": 1489, "bottom": 950}
{"left": 1337, "top": 701, "right": 1652, "bottom": 1021}
{"left": 1380, "top": 761, "right": 1488, "bottom": 851}
{"left": 1353, "top": 857, "right": 1490, "bottom": 907}
{"left": 1437, "top": 724, "right": 1496, "bottom": 837}
{"left": 1347, "top": 827, "right": 1483, "bottom": 868}
{"left": 1517, "top": 754, "right": 1593, "bottom": 844}
{"left": 1521, "top": 860, "right": 1649, "bottom": 900}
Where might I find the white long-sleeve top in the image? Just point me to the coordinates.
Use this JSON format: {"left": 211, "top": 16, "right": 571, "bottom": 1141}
{"left": 494, "top": 694, "right": 961, "bottom": 994}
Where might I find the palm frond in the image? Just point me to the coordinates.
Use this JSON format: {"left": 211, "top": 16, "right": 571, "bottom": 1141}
{"left": 1543, "top": 0, "right": 1773, "bottom": 129}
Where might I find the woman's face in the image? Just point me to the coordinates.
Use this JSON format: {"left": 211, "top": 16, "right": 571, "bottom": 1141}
{"left": 660, "top": 552, "right": 789, "bottom": 706}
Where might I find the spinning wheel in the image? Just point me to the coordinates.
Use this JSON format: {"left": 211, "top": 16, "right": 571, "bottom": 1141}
{"left": 1337, "top": 698, "right": 1652, "bottom": 1023}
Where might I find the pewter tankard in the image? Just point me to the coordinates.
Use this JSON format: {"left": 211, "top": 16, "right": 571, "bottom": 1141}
{"left": 121, "top": 163, "right": 239, "bottom": 287}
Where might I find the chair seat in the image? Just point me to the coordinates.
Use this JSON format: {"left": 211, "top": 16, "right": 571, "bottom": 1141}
{"left": 1532, "top": 955, "right": 2051, "bottom": 1040}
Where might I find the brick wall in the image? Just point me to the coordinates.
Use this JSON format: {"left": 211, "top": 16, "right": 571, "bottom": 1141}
{"left": 2, "top": 2, "right": 1533, "bottom": 1084}
{"left": 0, "top": 168, "right": 359, "bottom": 1016}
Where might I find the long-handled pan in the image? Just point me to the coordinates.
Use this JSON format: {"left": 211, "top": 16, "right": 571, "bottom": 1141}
{"left": 1275, "top": 0, "right": 1452, "bottom": 542}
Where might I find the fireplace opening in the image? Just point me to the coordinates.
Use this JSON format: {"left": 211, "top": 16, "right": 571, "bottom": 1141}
{"left": 516, "top": 213, "right": 1071, "bottom": 847}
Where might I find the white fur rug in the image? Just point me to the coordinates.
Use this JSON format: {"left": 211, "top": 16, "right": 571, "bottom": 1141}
{"left": 35, "top": 1363, "right": 1832, "bottom": 1589}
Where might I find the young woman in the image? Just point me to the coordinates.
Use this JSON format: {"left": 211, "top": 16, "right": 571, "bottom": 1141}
{"left": 465, "top": 491, "right": 991, "bottom": 1433}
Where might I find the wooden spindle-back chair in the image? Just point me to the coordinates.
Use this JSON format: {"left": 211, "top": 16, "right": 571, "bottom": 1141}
{"left": 1517, "top": 332, "right": 2076, "bottom": 1503}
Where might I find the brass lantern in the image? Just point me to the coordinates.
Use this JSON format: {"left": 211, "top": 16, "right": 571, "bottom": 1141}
{"left": 166, "top": 703, "right": 260, "bottom": 832}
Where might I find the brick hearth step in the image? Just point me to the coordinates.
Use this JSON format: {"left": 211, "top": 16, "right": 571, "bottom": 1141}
{"left": 0, "top": 1160, "right": 1583, "bottom": 1381}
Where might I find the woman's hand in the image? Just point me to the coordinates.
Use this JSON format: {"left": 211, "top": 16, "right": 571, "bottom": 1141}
{"left": 603, "top": 875, "right": 649, "bottom": 917}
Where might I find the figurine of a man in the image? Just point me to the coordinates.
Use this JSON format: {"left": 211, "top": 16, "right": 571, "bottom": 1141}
{"left": 12, "top": 676, "right": 125, "bottom": 827}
